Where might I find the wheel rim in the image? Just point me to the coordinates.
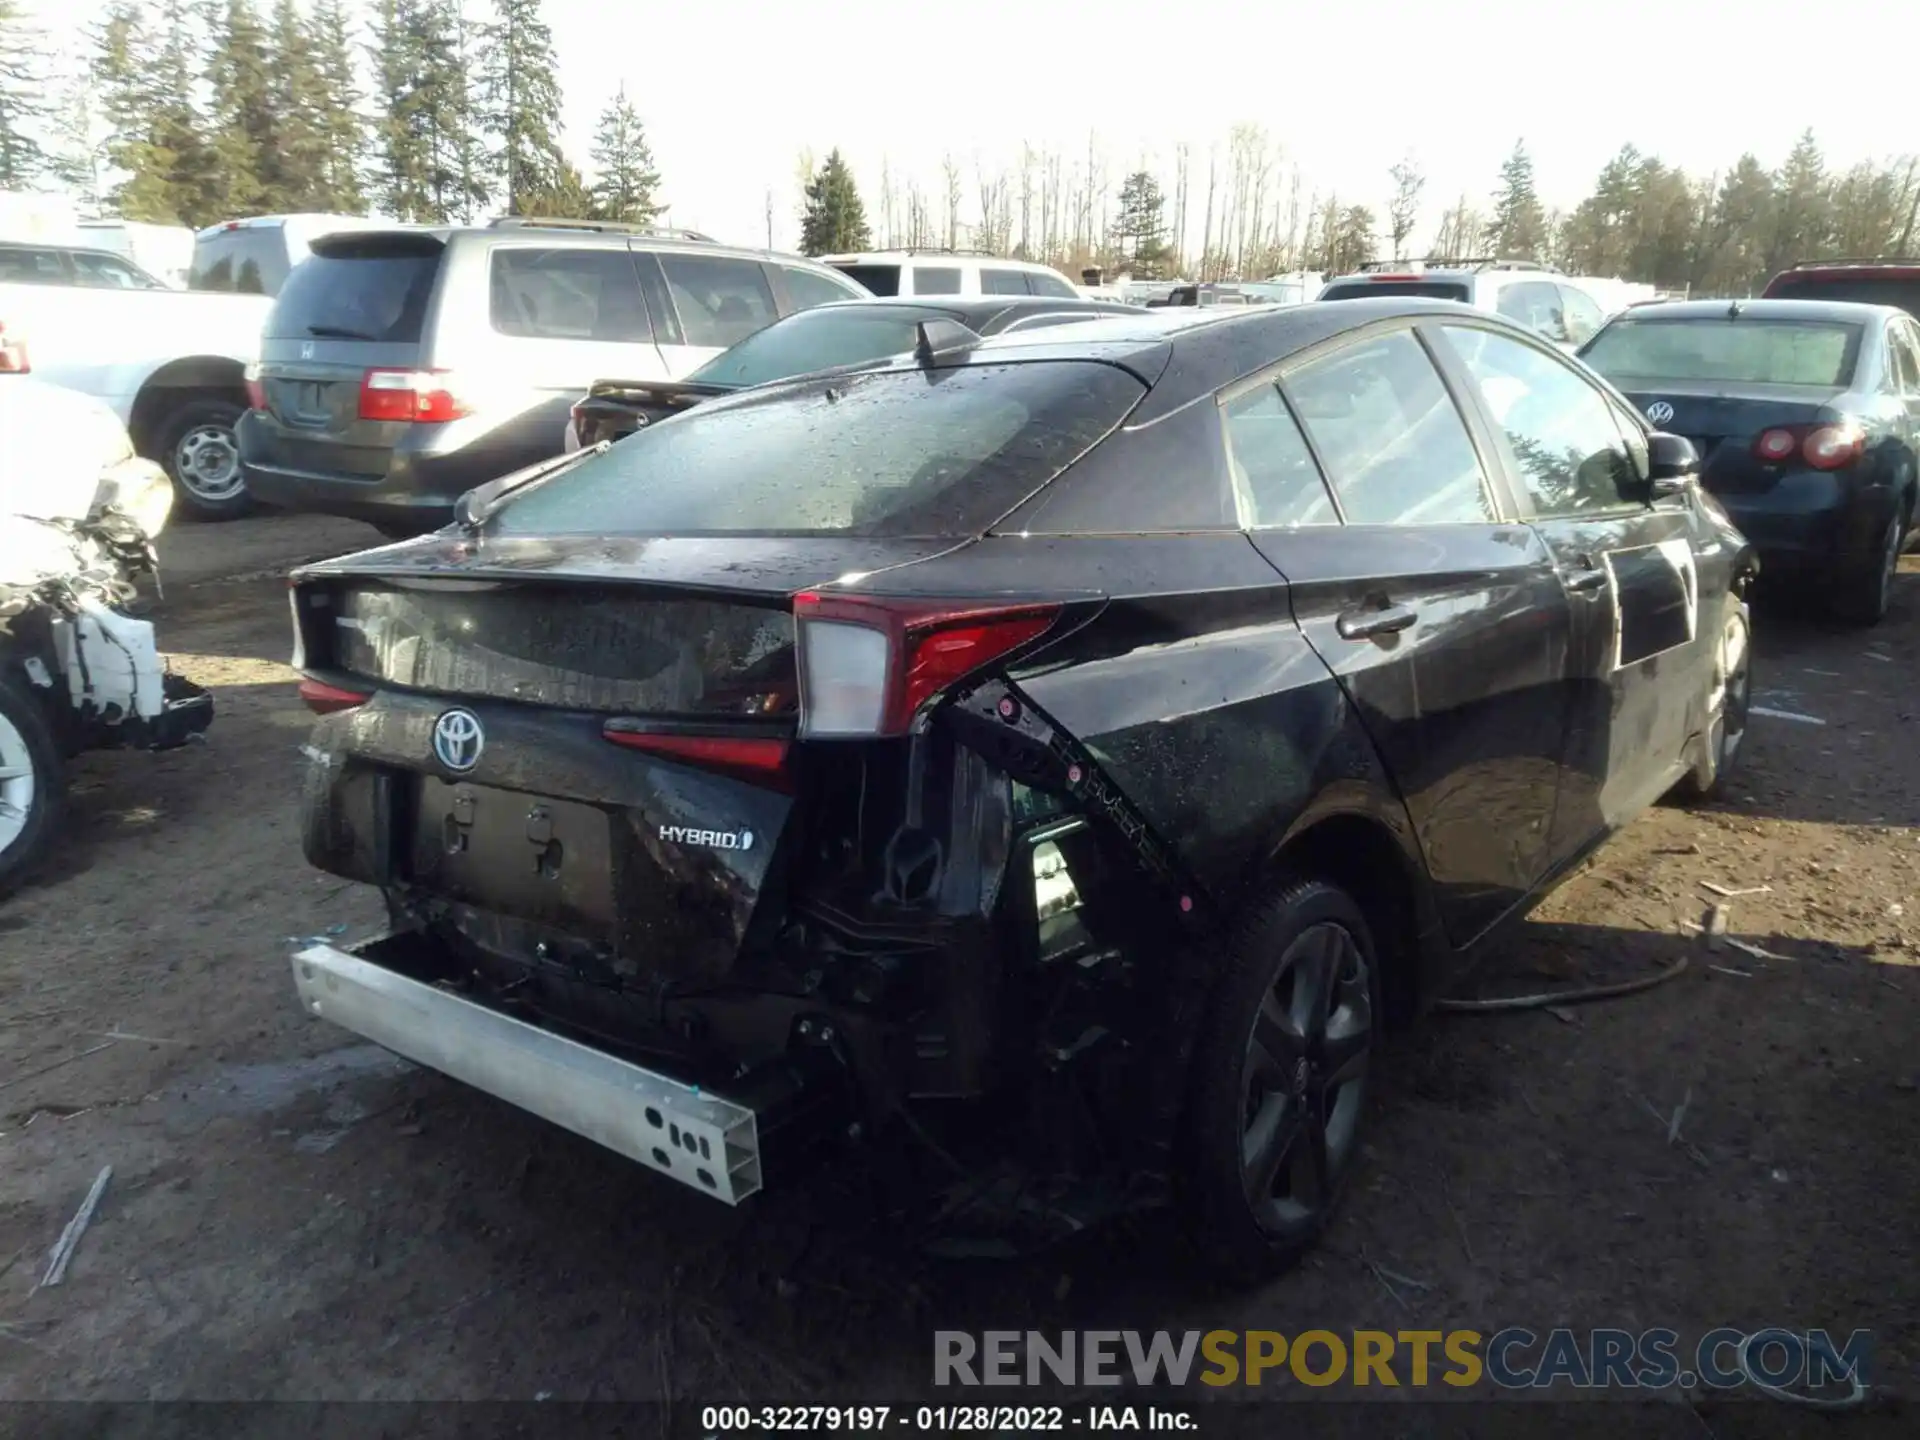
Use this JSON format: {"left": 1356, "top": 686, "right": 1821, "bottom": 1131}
{"left": 173, "top": 423, "right": 243, "bottom": 503}
{"left": 0, "top": 711, "right": 38, "bottom": 853}
{"left": 1878, "top": 516, "right": 1903, "bottom": 611}
{"left": 1711, "top": 608, "right": 1751, "bottom": 772}
{"left": 1238, "top": 921, "right": 1373, "bottom": 1238}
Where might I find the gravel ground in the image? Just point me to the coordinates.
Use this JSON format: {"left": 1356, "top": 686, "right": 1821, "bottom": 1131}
{"left": 0, "top": 513, "right": 1914, "bottom": 1432}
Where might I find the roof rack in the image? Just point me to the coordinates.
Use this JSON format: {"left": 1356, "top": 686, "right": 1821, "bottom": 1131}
{"left": 1786, "top": 256, "right": 1920, "bottom": 270}
{"left": 1357, "top": 256, "right": 1561, "bottom": 275}
{"left": 487, "top": 216, "right": 719, "bottom": 243}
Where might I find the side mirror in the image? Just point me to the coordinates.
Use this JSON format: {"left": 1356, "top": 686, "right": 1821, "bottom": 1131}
{"left": 1645, "top": 431, "right": 1699, "bottom": 497}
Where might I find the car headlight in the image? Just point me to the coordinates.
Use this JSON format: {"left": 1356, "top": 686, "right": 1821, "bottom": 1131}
{"left": 93, "top": 457, "right": 174, "bottom": 539}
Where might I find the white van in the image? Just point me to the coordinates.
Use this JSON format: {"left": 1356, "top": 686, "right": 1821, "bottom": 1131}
{"left": 819, "top": 251, "right": 1082, "bottom": 300}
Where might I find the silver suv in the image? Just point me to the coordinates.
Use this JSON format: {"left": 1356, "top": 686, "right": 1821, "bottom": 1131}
{"left": 237, "top": 219, "right": 870, "bottom": 534}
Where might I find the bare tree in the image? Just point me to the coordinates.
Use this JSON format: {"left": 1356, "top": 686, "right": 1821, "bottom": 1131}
{"left": 878, "top": 157, "right": 895, "bottom": 250}
{"left": 941, "top": 154, "right": 962, "bottom": 250}
{"left": 1387, "top": 155, "right": 1426, "bottom": 260}
{"left": 1017, "top": 144, "right": 1035, "bottom": 258}
{"left": 1431, "top": 194, "right": 1480, "bottom": 258}
{"left": 1173, "top": 142, "right": 1191, "bottom": 270}
{"left": 1199, "top": 146, "right": 1217, "bottom": 281}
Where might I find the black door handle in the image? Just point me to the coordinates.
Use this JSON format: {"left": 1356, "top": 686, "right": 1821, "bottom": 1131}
{"left": 1563, "top": 567, "right": 1609, "bottom": 593}
{"left": 1336, "top": 603, "right": 1418, "bottom": 640}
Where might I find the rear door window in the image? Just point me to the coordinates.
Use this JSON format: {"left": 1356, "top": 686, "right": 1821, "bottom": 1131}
{"left": 981, "top": 268, "right": 1034, "bottom": 296}
{"left": 1441, "top": 324, "right": 1638, "bottom": 517}
{"left": 780, "top": 263, "right": 863, "bottom": 311}
{"left": 490, "top": 247, "right": 652, "bottom": 343}
{"left": 1886, "top": 322, "right": 1920, "bottom": 397}
{"left": 829, "top": 262, "right": 901, "bottom": 296}
{"left": 1559, "top": 285, "right": 1605, "bottom": 345}
{"left": 70, "top": 251, "right": 156, "bottom": 288}
{"left": 657, "top": 253, "right": 777, "bottom": 347}
{"left": 1221, "top": 381, "right": 1339, "bottom": 527}
{"left": 271, "top": 244, "right": 444, "bottom": 342}
{"left": 0, "top": 247, "right": 69, "bottom": 283}
{"left": 1026, "top": 270, "right": 1079, "bottom": 298}
{"left": 1282, "top": 329, "right": 1495, "bottom": 525}
{"left": 489, "top": 361, "right": 1145, "bottom": 538}
{"left": 189, "top": 227, "right": 290, "bottom": 295}
{"left": 1497, "top": 281, "right": 1570, "bottom": 344}
{"left": 912, "top": 266, "right": 963, "bottom": 296}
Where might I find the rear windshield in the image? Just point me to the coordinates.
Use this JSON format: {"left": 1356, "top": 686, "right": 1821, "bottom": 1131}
{"left": 685, "top": 306, "right": 938, "bottom": 388}
{"left": 1581, "top": 318, "right": 1860, "bottom": 388}
{"left": 189, "top": 227, "right": 291, "bottom": 296}
{"left": 828, "top": 263, "right": 901, "bottom": 297}
{"left": 265, "top": 246, "right": 443, "bottom": 343}
{"left": 1765, "top": 274, "right": 1920, "bottom": 319}
{"left": 490, "top": 361, "right": 1144, "bottom": 539}
{"left": 1319, "top": 280, "right": 1471, "bottom": 302}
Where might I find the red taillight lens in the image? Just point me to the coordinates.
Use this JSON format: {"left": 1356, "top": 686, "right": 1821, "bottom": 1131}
{"left": 298, "top": 678, "right": 371, "bottom": 714}
{"left": 1754, "top": 428, "right": 1798, "bottom": 463}
{"left": 1802, "top": 423, "right": 1864, "bottom": 470}
{"left": 0, "top": 322, "right": 28, "bottom": 374}
{"left": 792, "top": 593, "right": 1062, "bottom": 739}
{"left": 602, "top": 725, "right": 792, "bottom": 787}
{"left": 358, "top": 369, "right": 469, "bottom": 424}
{"left": 244, "top": 362, "right": 266, "bottom": 410}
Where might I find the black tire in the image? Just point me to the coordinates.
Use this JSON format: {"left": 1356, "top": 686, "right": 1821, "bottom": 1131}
{"left": 1180, "top": 875, "right": 1383, "bottom": 1281}
{"left": 1830, "top": 503, "right": 1907, "bottom": 627}
{"left": 156, "top": 397, "right": 255, "bottom": 522}
{"left": 1673, "top": 596, "right": 1752, "bottom": 804}
{"left": 0, "top": 672, "right": 67, "bottom": 902}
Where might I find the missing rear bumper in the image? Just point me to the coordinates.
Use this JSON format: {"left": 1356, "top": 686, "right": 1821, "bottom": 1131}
{"left": 290, "top": 938, "right": 763, "bottom": 1203}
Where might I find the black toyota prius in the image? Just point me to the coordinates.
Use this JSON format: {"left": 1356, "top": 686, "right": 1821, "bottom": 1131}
{"left": 285, "top": 298, "right": 1755, "bottom": 1280}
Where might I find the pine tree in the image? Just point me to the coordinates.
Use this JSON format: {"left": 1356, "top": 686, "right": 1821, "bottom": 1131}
{"left": 372, "top": 0, "right": 429, "bottom": 220}
{"left": 0, "top": 0, "right": 48, "bottom": 188}
{"left": 1486, "top": 140, "right": 1547, "bottom": 259}
{"left": 45, "top": 72, "right": 104, "bottom": 209}
{"left": 306, "top": 0, "right": 367, "bottom": 212}
{"left": 478, "top": 0, "right": 566, "bottom": 216}
{"left": 1767, "top": 130, "right": 1831, "bottom": 274}
{"left": 261, "top": 0, "right": 330, "bottom": 211}
{"left": 204, "top": 0, "right": 274, "bottom": 223}
{"left": 1110, "top": 170, "right": 1169, "bottom": 273}
{"left": 588, "top": 85, "right": 661, "bottom": 224}
{"left": 799, "top": 150, "right": 870, "bottom": 256}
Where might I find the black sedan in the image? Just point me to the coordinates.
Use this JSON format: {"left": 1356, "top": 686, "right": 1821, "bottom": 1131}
{"left": 284, "top": 298, "right": 1754, "bottom": 1279}
{"left": 567, "top": 294, "right": 1141, "bottom": 447}
{"left": 1579, "top": 297, "right": 1920, "bottom": 624}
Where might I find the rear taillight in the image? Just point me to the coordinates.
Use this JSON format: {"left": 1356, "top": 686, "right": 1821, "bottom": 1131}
{"left": 602, "top": 725, "right": 792, "bottom": 788}
{"left": 1751, "top": 422, "right": 1865, "bottom": 471}
{"left": 358, "top": 369, "right": 470, "bottom": 424}
{"left": 0, "top": 322, "right": 28, "bottom": 374}
{"left": 298, "top": 678, "right": 370, "bottom": 714}
{"left": 244, "top": 362, "right": 266, "bottom": 410}
{"left": 792, "top": 593, "right": 1062, "bottom": 739}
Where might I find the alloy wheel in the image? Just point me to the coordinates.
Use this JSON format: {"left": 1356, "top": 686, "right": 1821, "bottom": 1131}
{"left": 0, "top": 711, "right": 39, "bottom": 854}
{"left": 1238, "top": 920, "right": 1373, "bottom": 1239}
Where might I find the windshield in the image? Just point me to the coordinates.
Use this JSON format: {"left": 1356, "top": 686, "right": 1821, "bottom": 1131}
{"left": 685, "top": 306, "right": 940, "bottom": 388}
{"left": 489, "top": 361, "right": 1144, "bottom": 539}
{"left": 1582, "top": 318, "right": 1860, "bottom": 388}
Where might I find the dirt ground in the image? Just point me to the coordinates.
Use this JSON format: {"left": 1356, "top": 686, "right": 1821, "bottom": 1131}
{"left": 0, "top": 513, "right": 1915, "bottom": 1430}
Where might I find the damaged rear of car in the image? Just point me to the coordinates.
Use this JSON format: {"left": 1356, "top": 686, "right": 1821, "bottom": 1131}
{"left": 0, "top": 373, "right": 215, "bottom": 896}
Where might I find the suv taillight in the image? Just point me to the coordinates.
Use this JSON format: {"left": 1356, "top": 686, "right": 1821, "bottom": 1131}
{"left": 793, "top": 593, "right": 1061, "bottom": 739}
{"left": 0, "top": 322, "right": 28, "bottom": 374}
{"left": 244, "top": 361, "right": 266, "bottom": 409}
{"left": 358, "top": 369, "right": 469, "bottom": 423}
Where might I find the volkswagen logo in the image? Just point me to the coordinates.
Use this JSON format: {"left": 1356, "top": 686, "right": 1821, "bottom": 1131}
{"left": 431, "top": 708, "right": 484, "bottom": 772}
{"left": 1645, "top": 401, "right": 1675, "bottom": 426}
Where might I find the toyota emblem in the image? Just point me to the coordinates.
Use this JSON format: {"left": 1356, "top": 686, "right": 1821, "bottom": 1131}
{"left": 1645, "top": 401, "right": 1675, "bottom": 426}
{"left": 431, "top": 708, "right": 484, "bottom": 772}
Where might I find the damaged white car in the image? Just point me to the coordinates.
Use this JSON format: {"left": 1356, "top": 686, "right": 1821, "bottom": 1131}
{"left": 0, "top": 369, "right": 214, "bottom": 896}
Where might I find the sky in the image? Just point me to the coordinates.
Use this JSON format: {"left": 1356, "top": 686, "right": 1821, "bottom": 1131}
{"left": 42, "top": 0, "right": 1920, "bottom": 256}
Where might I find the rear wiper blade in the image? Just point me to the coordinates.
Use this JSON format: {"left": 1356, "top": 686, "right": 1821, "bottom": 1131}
{"left": 305, "top": 324, "right": 381, "bottom": 340}
{"left": 454, "top": 441, "right": 610, "bottom": 530}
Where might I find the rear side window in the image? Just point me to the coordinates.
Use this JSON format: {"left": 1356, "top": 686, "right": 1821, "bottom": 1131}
{"left": 1580, "top": 319, "right": 1860, "bottom": 388}
{"left": 913, "top": 266, "right": 963, "bottom": 295}
{"left": 1283, "top": 329, "right": 1494, "bottom": 525}
{"left": 1559, "top": 285, "right": 1605, "bottom": 345}
{"left": 0, "top": 247, "right": 67, "bottom": 283}
{"left": 491, "top": 248, "right": 651, "bottom": 343}
{"left": 659, "top": 253, "right": 777, "bottom": 347}
{"left": 1221, "top": 382, "right": 1338, "bottom": 527}
{"left": 272, "top": 247, "right": 443, "bottom": 342}
{"left": 1497, "top": 281, "right": 1569, "bottom": 344}
{"left": 1319, "top": 280, "right": 1471, "bottom": 303}
{"left": 1765, "top": 273, "right": 1920, "bottom": 320}
{"left": 489, "top": 361, "right": 1145, "bottom": 539}
{"left": 70, "top": 252, "right": 156, "bottom": 288}
{"left": 981, "top": 268, "right": 1033, "bottom": 296}
{"left": 189, "top": 227, "right": 290, "bottom": 295}
{"left": 781, "top": 263, "right": 862, "bottom": 311}
{"left": 684, "top": 306, "right": 927, "bottom": 388}
{"left": 1027, "top": 270, "right": 1079, "bottom": 299}
{"left": 830, "top": 263, "right": 901, "bottom": 297}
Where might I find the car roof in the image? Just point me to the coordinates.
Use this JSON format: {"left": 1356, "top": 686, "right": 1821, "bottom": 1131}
{"left": 786, "top": 295, "right": 1142, "bottom": 326}
{"left": 1600, "top": 297, "right": 1903, "bottom": 325}
{"left": 302, "top": 224, "right": 839, "bottom": 268}
{"left": 818, "top": 251, "right": 1060, "bottom": 269}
